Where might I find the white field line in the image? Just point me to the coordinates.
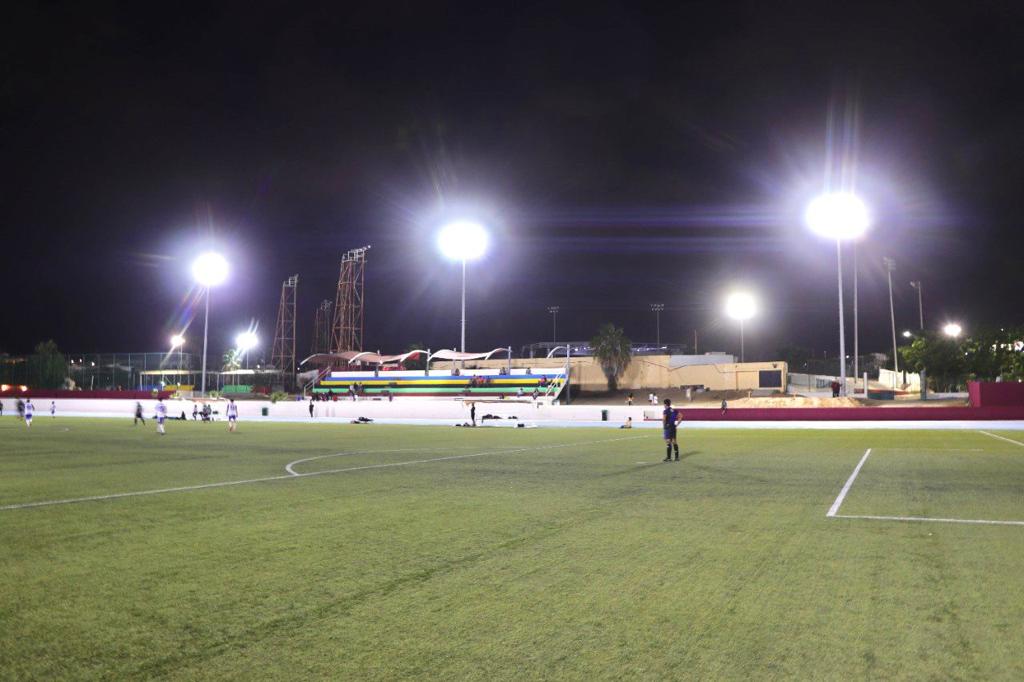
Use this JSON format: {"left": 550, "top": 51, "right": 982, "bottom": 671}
{"left": 284, "top": 448, "right": 453, "bottom": 476}
{"left": 832, "top": 513, "right": 1024, "bottom": 527}
{"left": 978, "top": 430, "right": 1024, "bottom": 447}
{"left": 0, "top": 435, "right": 647, "bottom": 512}
{"left": 826, "top": 448, "right": 872, "bottom": 517}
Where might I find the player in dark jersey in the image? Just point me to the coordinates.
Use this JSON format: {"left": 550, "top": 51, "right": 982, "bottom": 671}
{"left": 662, "top": 398, "right": 682, "bottom": 462}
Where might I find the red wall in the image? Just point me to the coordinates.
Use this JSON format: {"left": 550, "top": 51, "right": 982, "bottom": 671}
{"left": 674, "top": 406, "right": 1024, "bottom": 421}
{"left": 968, "top": 381, "right": 1024, "bottom": 407}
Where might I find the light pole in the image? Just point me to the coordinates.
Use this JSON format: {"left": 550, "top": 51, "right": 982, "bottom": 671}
{"left": 548, "top": 306, "right": 559, "bottom": 343}
{"left": 191, "top": 253, "right": 229, "bottom": 396}
{"left": 170, "top": 334, "right": 185, "bottom": 388}
{"left": 650, "top": 303, "right": 665, "bottom": 348}
{"left": 853, "top": 245, "right": 859, "bottom": 390}
{"left": 910, "top": 280, "right": 924, "bottom": 330}
{"left": 884, "top": 257, "right": 899, "bottom": 381}
{"left": 806, "top": 193, "right": 870, "bottom": 396}
{"left": 724, "top": 292, "right": 756, "bottom": 362}
{"left": 437, "top": 221, "right": 488, "bottom": 354}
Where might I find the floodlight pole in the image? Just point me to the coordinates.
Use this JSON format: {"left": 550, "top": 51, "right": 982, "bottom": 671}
{"left": 201, "top": 288, "right": 210, "bottom": 396}
{"left": 460, "top": 258, "right": 466, "bottom": 354}
{"left": 853, "top": 245, "right": 859, "bottom": 392}
{"left": 885, "top": 257, "right": 899, "bottom": 378}
{"left": 739, "top": 319, "right": 745, "bottom": 363}
{"left": 835, "top": 241, "right": 848, "bottom": 395}
{"left": 911, "top": 280, "right": 924, "bottom": 330}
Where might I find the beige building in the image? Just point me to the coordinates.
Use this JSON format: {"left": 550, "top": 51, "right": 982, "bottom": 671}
{"left": 466, "top": 354, "right": 787, "bottom": 392}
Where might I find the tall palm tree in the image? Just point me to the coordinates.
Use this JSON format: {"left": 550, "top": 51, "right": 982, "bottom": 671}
{"left": 590, "top": 323, "right": 632, "bottom": 391}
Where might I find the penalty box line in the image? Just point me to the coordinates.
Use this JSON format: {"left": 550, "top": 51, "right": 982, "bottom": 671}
{"left": 826, "top": 448, "right": 872, "bottom": 517}
{"left": 0, "top": 435, "right": 648, "bottom": 512}
{"left": 827, "top": 443, "right": 1024, "bottom": 528}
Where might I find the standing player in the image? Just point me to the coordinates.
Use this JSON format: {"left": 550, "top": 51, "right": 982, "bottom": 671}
{"left": 226, "top": 398, "right": 239, "bottom": 432}
{"left": 155, "top": 398, "right": 167, "bottom": 435}
{"left": 24, "top": 399, "right": 34, "bottom": 428}
{"left": 50, "top": 401, "right": 56, "bottom": 418}
{"left": 662, "top": 398, "right": 682, "bottom": 462}
{"left": 134, "top": 401, "right": 146, "bottom": 425}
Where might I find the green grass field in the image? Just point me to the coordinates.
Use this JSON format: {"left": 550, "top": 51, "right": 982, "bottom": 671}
{"left": 2, "top": 418, "right": 1024, "bottom": 680}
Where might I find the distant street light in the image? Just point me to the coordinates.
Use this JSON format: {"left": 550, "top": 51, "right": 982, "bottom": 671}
{"left": 943, "top": 323, "right": 962, "bottom": 338}
{"left": 724, "top": 292, "right": 756, "bottom": 362}
{"left": 806, "top": 193, "right": 870, "bottom": 395}
{"left": 437, "top": 221, "right": 488, "bottom": 353}
{"left": 650, "top": 303, "right": 665, "bottom": 348}
{"left": 191, "top": 252, "right": 229, "bottom": 396}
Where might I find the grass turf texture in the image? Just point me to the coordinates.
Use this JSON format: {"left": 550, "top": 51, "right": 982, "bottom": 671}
{"left": 2, "top": 419, "right": 1024, "bottom": 680}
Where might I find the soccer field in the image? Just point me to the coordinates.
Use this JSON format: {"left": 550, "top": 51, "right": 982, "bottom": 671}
{"left": 2, "top": 419, "right": 1023, "bottom": 680}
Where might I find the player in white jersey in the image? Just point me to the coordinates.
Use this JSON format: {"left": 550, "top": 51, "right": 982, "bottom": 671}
{"left": 24, "top": 399, "right": 34, "bottom": 427}
{"left": 226, "top": 398, "right": 239, "bottom": 432}
{"left": 50, "top": 401, "right": 56, "bottom": 418}
{"left": 155, "top": 398, "right": 167, "bottom": 435}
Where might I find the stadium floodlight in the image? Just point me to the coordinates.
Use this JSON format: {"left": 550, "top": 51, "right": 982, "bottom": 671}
{"left": 437, "top": 221, "right": 489, "bottom": 353}
{"left": 725, "top": 292, "right": 757, "bottom": 362}
{"left": 191, "top": 252, "right": 229, "bottom": 287}
{"left": 902, "top": 330, "right": 913, "bottom": 338}
{"left": 235, "top": 331, "right": 258, "bottom": 370}
{"left": 943, "top": 323, "right": 962, "bottom": 338}
{"left": 235, "top": 331, "right": 258, "bottom": 352}
{"left": 169, "top": 334, "right": 185, "bottom": 349}
{"left": 806, "top": 192, "right": 871, "bottom": 396}
{"left": 192, "top": 251, "right": 229, "bottom": 396}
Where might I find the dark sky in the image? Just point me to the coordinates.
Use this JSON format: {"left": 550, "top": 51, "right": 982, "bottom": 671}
{"left": 3, "top": 1, "right": 1022, "bottom": 362}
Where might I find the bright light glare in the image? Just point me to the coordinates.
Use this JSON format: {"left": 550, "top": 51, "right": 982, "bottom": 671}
{"left": 902, "top": 330, "right": 913, "bottom": 338}
{"left": 236, "top": 331, "right": 258, "bottom": 351}
{"left": 943, "top": 323, "right": 962, "bottom": 338}
{"left": 725, "top": 292, "right": 757, "bottom": 321}
{"left": 191, "top": 252, "right": 229, "bottom": 287}
{"left": 170, "top": 334, "right": 185, "bottom": 348}
{"left": 437, "top": 221, "right": 488, "bottom": 261}
{"left": 805, "top": 193, "right": 870, "bottom": 240}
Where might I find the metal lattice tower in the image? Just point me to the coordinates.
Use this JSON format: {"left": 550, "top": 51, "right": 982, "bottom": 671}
{"left": 310, "top": 299, "right": 333, "bottom": 355}
{"left": 330, "top": 245, "right": 370, "bottom": 352}
{"left": 271, "top": 275, "right": 298, "bottom": 378}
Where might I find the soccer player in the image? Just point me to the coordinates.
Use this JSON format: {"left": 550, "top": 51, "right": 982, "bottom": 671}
{"left": 24, "top": 399, "right": 34, "bottom": 428}
{"left": 662, "top": 398, "right": 682, "bottom": 462}
{"left": 155, "top": 398, "right": 167, "bottom": 435}
{"left": 50, "top": 401, "right": 56, "bottom": 418}
{"left": 226, "top": 398, "right": 239, "bottom": 432}
{"left": 134, "top": 401, "right": 145, "bottom": 425}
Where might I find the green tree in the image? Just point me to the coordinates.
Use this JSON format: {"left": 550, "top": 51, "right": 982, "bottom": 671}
{"left": 222, "top": 349, "right": 242, "bottom": 372}
{"left": 27, "top": 340, "right": 67, "bottom": 389}
{"left": 590, "top": 323, "right": 632, "bottom": 391}
{"left": 961, "top": 326, "right": 1024, "bottom": 381}
{"left": 402, "top": 342, "right": 428, "bottom": 370}
{"left": 899, "top": 332, "right": 965, "bottom": 391}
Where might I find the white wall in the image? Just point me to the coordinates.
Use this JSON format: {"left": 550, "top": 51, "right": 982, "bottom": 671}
{"left": 0, "top": 397, "right": 641, "bottom": 425}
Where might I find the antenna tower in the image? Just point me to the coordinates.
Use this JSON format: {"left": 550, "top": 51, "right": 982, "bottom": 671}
{"left": 271, "top": 274, "right": 298, "bottom": 381}
{"left": 311, "top": 299, "right": 333, "bottom": 354}
{"left": 331, "top": 245, "right": 370, "bottom": 352}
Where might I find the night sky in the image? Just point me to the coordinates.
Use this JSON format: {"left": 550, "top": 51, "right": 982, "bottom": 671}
{"left": 3, "top": 2, "right": 1022, "bottom": 362}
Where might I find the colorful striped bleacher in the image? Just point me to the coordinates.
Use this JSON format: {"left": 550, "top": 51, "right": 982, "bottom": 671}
{"left": 313, "top": 368, "right": 566, "bottom": 400}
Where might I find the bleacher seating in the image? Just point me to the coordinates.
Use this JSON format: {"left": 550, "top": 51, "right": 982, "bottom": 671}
{"left": 313, "top": 368, "right": 567, "bottom": 400}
